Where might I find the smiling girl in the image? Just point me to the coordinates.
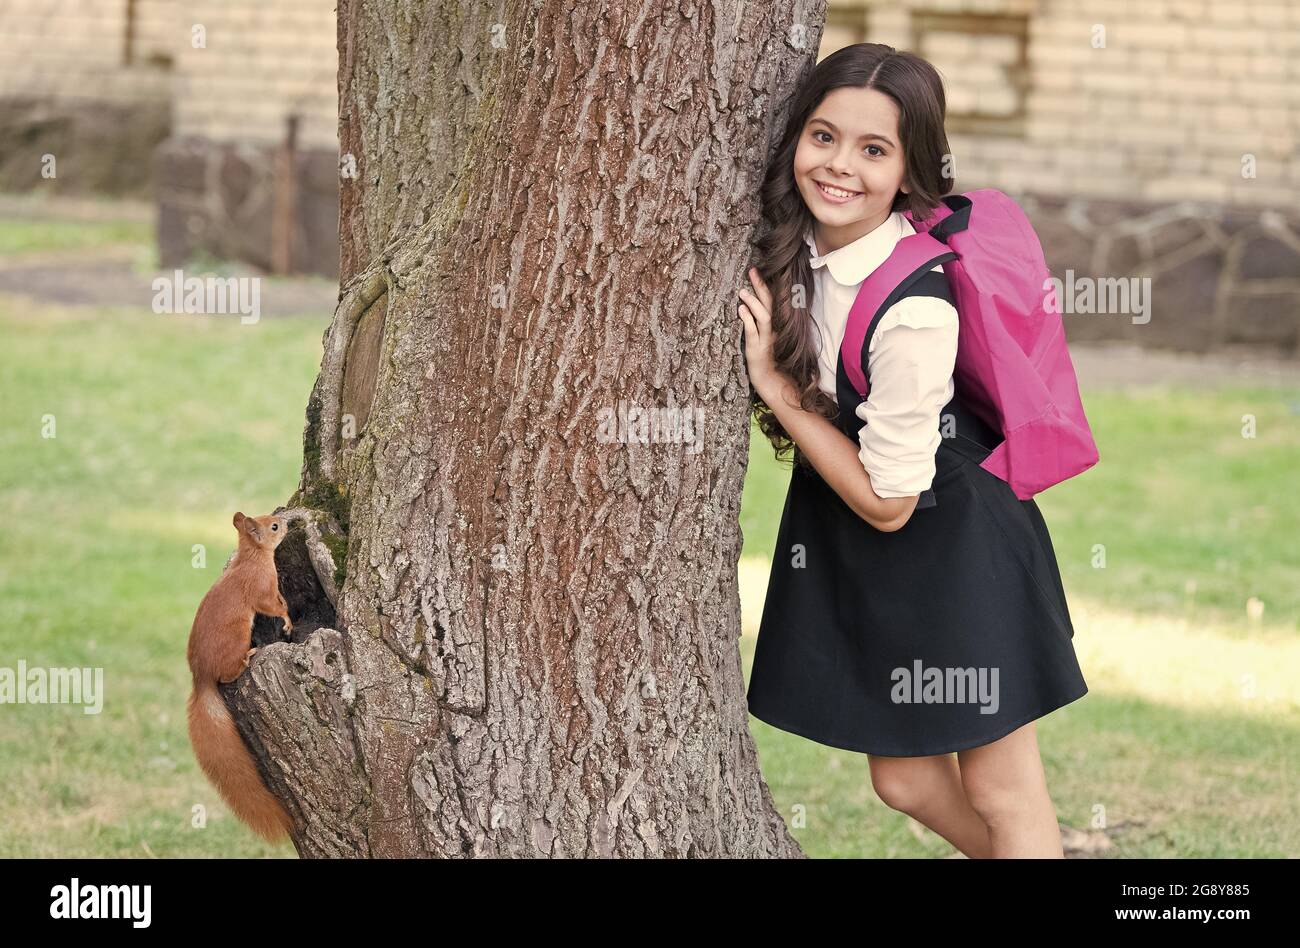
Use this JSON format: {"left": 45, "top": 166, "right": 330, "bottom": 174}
{"left": 738, "top": 43, "right": 1089, "bottom": 859}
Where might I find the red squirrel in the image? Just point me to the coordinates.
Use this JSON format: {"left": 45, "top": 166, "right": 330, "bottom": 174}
{"left": 186, "top": 511, "right": 294, "bottom": 841}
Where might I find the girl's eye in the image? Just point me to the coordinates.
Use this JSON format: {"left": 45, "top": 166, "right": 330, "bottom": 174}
{"left": 811, "top": 130, "right": 884, "bottom": 157}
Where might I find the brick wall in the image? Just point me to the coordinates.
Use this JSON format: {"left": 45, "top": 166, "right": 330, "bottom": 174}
{"left": 172, "top": 0, "right": 338, "bottom": 150}
{"left": 0, "top": 0, "right": 176, "bottom": 105}
{"left": 0, "top": 0, "right": 177, "bottom": 194}
{"left": 0, "top": 0, "right": 337, "bottom": 148}
{"left": 9, "top": 0, "right": 1294, "bottom": 208}
{"left": 821, "top": 0, "right": 1300, "bottom": 209}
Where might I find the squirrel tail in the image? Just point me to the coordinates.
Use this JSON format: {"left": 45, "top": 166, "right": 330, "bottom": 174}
{"left": 187, "top": 680, "right": 292, "bottom": 842}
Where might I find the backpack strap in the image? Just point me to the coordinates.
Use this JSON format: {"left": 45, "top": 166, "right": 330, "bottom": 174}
{"left": 917, "top": 193, "right": 973, "bottom": 243}
{"left": 840, "top": 231, "right": 957, "bottom": 398}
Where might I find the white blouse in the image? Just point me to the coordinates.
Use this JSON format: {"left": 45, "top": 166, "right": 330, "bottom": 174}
{"left": 805, "top": 211, "right": 959, "bottom": 498}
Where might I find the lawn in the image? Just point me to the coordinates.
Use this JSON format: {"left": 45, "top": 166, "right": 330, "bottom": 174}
{"left": 0, "top": 298, "right": 322, "bottom": 857}
{"left": 0, "top": 213, "right": 151, "bottom": 257}
{"left": 1, "top": 218, "right": 1296, "bottom": 857}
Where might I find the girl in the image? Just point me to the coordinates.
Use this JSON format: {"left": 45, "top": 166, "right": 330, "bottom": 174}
{"left": 738, "top": 43, "right": 1088, "bottom": 859}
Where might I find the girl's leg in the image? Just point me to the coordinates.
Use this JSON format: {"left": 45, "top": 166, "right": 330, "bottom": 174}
{"left": 956, "top": 721, "right": 1064, "bottom": 858}
{"left": 868, "top": 753, "right": 993, "bottom": 858}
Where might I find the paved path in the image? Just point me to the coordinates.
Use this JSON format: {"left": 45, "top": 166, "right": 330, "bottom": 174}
{"left": 0, "top": 246, "right": 339, "bottom": 317}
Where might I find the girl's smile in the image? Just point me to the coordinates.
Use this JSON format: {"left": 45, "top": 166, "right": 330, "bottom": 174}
{"left": 812, "top": 179, "right": 864, "bottom": 204}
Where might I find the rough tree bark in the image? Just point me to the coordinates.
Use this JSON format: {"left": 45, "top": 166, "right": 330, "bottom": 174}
{"left": 228, "top": 0, "right": 825, "bottom": 857}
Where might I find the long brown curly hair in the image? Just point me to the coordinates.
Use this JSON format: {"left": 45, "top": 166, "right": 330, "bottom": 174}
{"left": 751, "top": 42, "right": 954, "bottom": 465}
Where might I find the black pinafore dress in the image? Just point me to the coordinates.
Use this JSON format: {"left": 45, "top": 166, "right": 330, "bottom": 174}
{"left": 745, "top": 269, "right": 1088, "bottom": 758}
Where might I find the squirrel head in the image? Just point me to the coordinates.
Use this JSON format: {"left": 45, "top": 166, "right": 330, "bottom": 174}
{"left": 232, "top": 511, "right": 289, "bottom": 552}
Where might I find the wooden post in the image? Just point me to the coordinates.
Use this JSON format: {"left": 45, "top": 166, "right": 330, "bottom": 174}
{"left": 271, "top": 114, "right": 299, "bottom": 274}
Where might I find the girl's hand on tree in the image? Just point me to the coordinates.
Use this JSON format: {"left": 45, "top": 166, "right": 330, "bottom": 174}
{"left": 738, "top": 267, "right": 780, "bottom": 398}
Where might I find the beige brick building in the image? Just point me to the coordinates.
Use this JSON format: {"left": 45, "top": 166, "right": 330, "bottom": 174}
{"left": 2, "top": 0, "right": 1297, "bottom": 350}
{"left": 0, "top": 0, "right": 339, "bottom": 272}
{"left": 824, "top": 0, "right": 1300, "bottom": 208}
{"left": 169, "top": 2, "right": 337, "bottom": 151}
{"left": 0, "top": 0, "right": 336, "bottom": 151}
{"left": 0, "top": 0, "right": 176, "bottom": 103}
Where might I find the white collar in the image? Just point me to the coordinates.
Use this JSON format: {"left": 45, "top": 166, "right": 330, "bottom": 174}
{"left": 804, "top": 211, "right": 916, "bottom": 286}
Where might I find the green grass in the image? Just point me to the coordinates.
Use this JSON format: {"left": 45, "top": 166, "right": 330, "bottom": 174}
{"left": 0, "top": 216, "right": 152, "bottom": 256}
{"left": 0, "top": 299, "right": 325, "bottom": 857}
{"left": 1, "top": 220, "right": 1297, "bottom": 855}
{"left": 1047, "top": 387, "right": 1300, "bottom": 627}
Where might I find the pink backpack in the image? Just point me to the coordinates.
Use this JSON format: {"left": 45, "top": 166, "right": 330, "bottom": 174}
{"left": 840, "top": 189, "right": 1099, "bottom": 500}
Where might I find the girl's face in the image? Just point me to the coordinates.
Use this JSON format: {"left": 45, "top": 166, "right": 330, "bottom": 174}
{"left": 793, "top": 85, "right": 910, "bottom": 253}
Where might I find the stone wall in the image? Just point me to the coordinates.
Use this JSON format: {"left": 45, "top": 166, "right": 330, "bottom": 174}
{"left": 154, "top": 136, "right": 340, "bottom": 278}
{"left": 1026, "top": 193, "right": 1299, "bottom": 354}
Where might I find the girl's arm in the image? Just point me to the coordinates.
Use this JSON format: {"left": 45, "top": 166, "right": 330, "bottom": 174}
{"left": 739, "top": 268, "right": 919, "bottom": 533}
{"left": 757, "top": 369, "right": 919, "bottom": 532}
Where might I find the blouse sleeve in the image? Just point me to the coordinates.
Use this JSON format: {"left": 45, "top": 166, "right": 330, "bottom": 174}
{"left": 853, "top": 296, "right": 960, "bottom": 498}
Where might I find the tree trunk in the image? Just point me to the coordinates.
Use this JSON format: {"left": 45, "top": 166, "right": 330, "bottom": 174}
{"left": 230, "top": 0, "right": 823, "bottom": 858}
